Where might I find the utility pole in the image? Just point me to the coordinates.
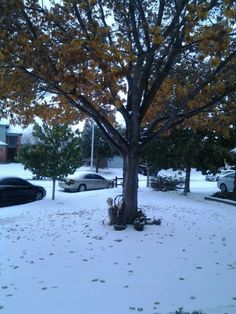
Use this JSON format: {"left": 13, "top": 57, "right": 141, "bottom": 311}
{"left": 90, "top": 121, "right": 95, "bottom": 170}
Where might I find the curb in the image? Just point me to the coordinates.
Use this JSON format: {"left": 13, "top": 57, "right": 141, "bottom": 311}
{"left": 204, "top": 196, "right": 236, "bottom": 207}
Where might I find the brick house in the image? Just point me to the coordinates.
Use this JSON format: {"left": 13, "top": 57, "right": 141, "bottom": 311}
{"left": 0, "top": 122, "right": 22, "bottom": 162}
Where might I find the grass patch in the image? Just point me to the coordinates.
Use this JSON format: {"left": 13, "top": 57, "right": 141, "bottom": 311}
{"left": 212, "top": 191, "right": 236, "bottom": 202}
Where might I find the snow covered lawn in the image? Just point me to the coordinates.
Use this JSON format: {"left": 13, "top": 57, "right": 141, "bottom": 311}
{"left": 0, "top": 164, "right": 236, "bottom": 314}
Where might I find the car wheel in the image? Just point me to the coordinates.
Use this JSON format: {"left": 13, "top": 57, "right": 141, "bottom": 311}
{"left": 78, "top": 184, "right": 86, "bottom": 192}
{"left": 220, "top": 183, "right": 227, "bottom": 193}
{"left": 35, "top": 191, "right": 43, "bottom": 200}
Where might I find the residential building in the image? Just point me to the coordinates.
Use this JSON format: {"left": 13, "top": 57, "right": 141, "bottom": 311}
{"left": 0, "top": 122, "right": 22, "bottom": 162}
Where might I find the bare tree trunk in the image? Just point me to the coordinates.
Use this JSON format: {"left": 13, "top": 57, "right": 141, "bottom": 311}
{"left": 233, "top": 167, "right": 236, "bottom": 193}
{"left": 95, "top": 157, "right": 99, "bottom": 173}
{"left": 52, "top": 178, "right": 56, "bottom": 200}
{"left": 122, "top": 148, "right": 139, "bottom": 223}
{"left": 146, "top": 166, "right": 150, "bottom": 187}
{"left": 184, "top": 166, "right": 191, "bottom": 194}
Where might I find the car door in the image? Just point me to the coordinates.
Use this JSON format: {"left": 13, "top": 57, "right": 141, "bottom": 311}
{"left": 225, "top": 173, "right": 235, "bottom": 192}
{"left": 0, "top": 184, "right": 20, "bottom": 205}
{"left": 3, "top": 178, "right": 33, "bottom": 203}
{"left": 92, "top": 174, "right": 107, "bottom": 189}
{"left": 13, "top": 178, "right": 34, "bottom": 202}
{"left": 83, "top": 174, "right": 95, "bottom": 190}
{"left": 83, "top": 174, "right": 105, "bottom": 190}
{"left": 0, "top": 188, "right": 5, "bottom": 206}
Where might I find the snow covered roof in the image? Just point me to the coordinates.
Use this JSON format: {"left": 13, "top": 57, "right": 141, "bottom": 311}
{"left": 0, "top": 140, "right": 7, "bottom": 146}
{"left": 0, "top": 119, "right": 8, "bottom": 126}
{"left": 6, "top": 125, "right": 22, "bottom": 136}
{"left": 0, "top": 120, "right": 23, "bottom": 135}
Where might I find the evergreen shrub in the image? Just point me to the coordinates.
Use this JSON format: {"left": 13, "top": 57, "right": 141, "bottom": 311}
{"left": 151, "top": 175, "right": 181, "bottom": 191}
{"left": 212, "top": 191, "right": 236, "bottom": 201}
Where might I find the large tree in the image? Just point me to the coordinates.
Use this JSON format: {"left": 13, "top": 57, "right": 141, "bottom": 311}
{"left": 0, "top": 0, "right": 235, "bottom": 222}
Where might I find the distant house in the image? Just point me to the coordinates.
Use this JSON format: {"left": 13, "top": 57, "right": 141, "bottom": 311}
{"left": 107, "top": 156, "right": 123, "bottom": 168}
{"left": 0, "top": 122, "right": 22, "bottom": 162}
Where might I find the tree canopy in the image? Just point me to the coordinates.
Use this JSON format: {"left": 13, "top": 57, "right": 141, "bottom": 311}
{"left": 0, "top": 0, "right": 235, "bottom": 221}
{"left": 1, "top": 1, "right": 235, "bottom": 135}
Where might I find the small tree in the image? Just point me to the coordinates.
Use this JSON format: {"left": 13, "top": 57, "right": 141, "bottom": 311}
{"left": 17, "top": 123, "right": 82, "bottom": 199}
{"left": 80, "top": 119, "right": 119, "bottom": 172}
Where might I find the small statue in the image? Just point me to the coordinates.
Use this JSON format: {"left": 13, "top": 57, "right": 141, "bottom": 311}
{"left": 106, "top": 197, "right": 114, "bottom": 225}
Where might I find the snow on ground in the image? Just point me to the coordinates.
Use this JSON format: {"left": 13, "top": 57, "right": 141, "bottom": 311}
{"left": 0, "top": 164, "right": 236, "bottom": 314}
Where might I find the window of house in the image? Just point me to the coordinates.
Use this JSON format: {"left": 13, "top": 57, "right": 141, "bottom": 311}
{"left": 7, "top": 136, "right": 17, "bottom": 147}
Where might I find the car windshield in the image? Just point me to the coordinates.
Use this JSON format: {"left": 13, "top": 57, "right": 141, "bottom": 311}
{"left": 225, "top": 173, "right": 235, "bottom": 178}
{"left": 69, "top": 172, "right": 105, "bottom": 180}
{"left": 222, "top": 170, "right": 234, "bottom": 174}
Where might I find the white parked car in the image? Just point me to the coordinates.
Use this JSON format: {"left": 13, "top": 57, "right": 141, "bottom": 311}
{"left": 58, "top": 172, "right": 113, "bottom": 192}
{"left": 217, "top": 172, "right": 235, "bottom": 192}
{"left": 206, "top": 169, "right": 235, "bottom": 182}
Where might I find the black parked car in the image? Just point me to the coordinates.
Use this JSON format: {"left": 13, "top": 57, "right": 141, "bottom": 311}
{"left": 138, "top": 165, "right": 158, "bottom": 176}
{"left": 138, "top": 165, "right": 149, "bottom": 176}
{"left": 0, "top": 177, "right": 46, "bottom": 207}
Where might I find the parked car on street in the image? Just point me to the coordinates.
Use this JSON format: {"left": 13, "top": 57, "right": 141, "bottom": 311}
{"left": 205, "top": 169, "right": 235, "bottom": 181}
{"left": 138, "top": 165, "right": 159, "bottom": 176}
{"left": 0, "top": 176, "right": 46, "bottom": 207}
{"left": 205, "top": 171, "right": 216, "bottom": 181}
{"left": 217, "top": 172, "right": 236, "bottom": 192}
{"left": 138, "top": 165, "right": 149, "bottom": 175}
{"left": 58, "top": 172, "right": 113, "bottom": 192}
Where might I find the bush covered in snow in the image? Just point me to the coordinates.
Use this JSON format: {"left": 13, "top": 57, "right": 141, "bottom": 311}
{"left": 151, "top": 175, "right": 183, "bottom": 191}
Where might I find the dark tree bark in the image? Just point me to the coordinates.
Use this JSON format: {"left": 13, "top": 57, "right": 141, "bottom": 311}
{"left": 52, "top": 178, "right": 56, "bottom": 200}
{"left": 184, "top": 166, "right": 191, "bottom": 194}
{"left": 234, "top": 167, "right": 236, "bottom": 194}
{"left": 122, "top": 147, "right": 139, "bottom": 223}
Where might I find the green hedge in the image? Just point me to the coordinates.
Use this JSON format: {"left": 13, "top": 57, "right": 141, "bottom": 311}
{"left": 212, "top": 191, "right": 236, "bottom": 201}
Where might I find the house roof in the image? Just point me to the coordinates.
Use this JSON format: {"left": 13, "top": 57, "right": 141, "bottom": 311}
{"left": 7, "top": 125, "right": 22, "bottom": 136}
{"left": 0, "top": 140, "right": 7, "bottom": 146}
{"left": 0, "top": 120, "right": 22, "bottom": 136}
{"left": 0, "top": 119, "right": 8, "bottom": 126}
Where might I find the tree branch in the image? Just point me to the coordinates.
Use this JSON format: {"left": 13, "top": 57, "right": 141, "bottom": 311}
{"left": 140, "top": 84, "right": 236, "bottom": 149}
{"left": 129, "top": 0, "right": 143, "bottom": 54}
{"left": 135, "top": 0, "right": 151, "bottom": 50}
{"left": 21, "top": 8, "right": 37, "bottom": 39}
{"left": 72, "top": 1, "right": 90, "bottom": 38}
